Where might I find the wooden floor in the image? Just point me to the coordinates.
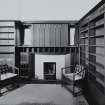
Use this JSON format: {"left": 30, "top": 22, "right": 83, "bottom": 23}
{"left": 0, "top": 84, "right": 89, "bottom": 105}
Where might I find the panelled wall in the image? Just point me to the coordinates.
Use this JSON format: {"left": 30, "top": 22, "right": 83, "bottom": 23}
{"left": 79, "top": 1, "right": 105, "bottom": 105}
{"left": 16, "top": 21, "right": 78, "bottom": 78}
{"left": 0, "top": 21, "right": 15, "bottom": 65}
{"left": 32, "top": 24, "right": 68, "bottom": 47}
{"left": 0, "top": 21, "right": 24, "bottom": 65}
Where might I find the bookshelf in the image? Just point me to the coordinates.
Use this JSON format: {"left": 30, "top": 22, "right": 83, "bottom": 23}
{"left": 79, "top": 1, "right": 105, "bottom": 103}
{"left": 0, "top": 21, "right": 15, "bottom": 65}
{"left": 19, "top": 52, "right": 35, "bottom": 79}
{"left": 80, "top": 15, "right": 105, "bottom": 82}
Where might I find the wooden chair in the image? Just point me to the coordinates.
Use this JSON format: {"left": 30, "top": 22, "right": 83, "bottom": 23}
{"left": 61, "top": 64, "right": 87, "bottom": 96}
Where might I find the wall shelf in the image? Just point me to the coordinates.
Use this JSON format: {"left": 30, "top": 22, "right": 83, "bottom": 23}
{"left": 0, "top": 38, "right": 14, "bottom": 40}
{"left": 89, "top": 35, "right": 104, "bottom": 38}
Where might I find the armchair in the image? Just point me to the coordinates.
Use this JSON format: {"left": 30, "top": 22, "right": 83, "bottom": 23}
{"left": 61, "top": 64, "right": 87, "bottom": 96}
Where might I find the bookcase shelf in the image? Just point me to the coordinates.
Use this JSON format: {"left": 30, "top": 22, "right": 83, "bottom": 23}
{"left": 79, "top": 6, "right": 105, "bottom": 97}
{"left": 90, "top": 23, "right": 104, "bottom": 30}
{"left": 80, "top": 36, "right": 88, "bottom": 39}
{"left": 89, "top": 45, "right": 104, "bottom": 48}
{"left": 0, "top": 52, "right": 14, "bottom": 54}
{"left": 0, "top": 26, "right": 14, "bottom": 28}
{"left": 80, "top": 44, "right": 88, "bottom": 46}
{"left": 80, "top": 29, "right": 88, "bottom": 33}
{"left": 0, "top": 32, "right": 14, "bottom": 33}
{"left": 80, "top": 57, "right": 104, "bottom": 69}
{"left": 80, "top": 51, "right": 104, "bottom": 57}
{"left": 89, "top": 35, "right": 104, "bottom": 38}
{"left": 0, "top": 38, "right": 14, "bottom": 40}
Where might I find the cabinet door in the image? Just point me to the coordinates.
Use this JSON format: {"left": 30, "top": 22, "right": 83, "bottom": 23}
{"left": 29, "top": 53, "right": 35, "bottom": 78}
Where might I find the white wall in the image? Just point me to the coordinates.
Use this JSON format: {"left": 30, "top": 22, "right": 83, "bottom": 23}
{"left": 35, "top": 54, "right": 65, "bottom": 80}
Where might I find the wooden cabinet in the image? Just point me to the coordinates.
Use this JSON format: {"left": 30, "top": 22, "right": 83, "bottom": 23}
{"left": 20, "top": 52, "right": 35, "bottom": 79}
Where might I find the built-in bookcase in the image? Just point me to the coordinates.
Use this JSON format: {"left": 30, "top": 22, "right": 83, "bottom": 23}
{"left": 80, "top": 15, "right": 105, "bottom": 92}
{"left": 79, "top": 1, "right": 105, "bottom": 104}
{"left": 0, "top": 21, "right": 15, "bottom": 65}
{"left": 0, "top": 21, "right": 24, "bottom": 66}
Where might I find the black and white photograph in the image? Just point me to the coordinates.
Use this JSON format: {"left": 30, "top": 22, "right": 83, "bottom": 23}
{"left": 0, "top": 0, "right": 104, "bottom": 105}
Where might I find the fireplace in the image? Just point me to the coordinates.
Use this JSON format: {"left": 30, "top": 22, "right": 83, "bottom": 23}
{"left": 44, "top": 62, "right": 56, "bottom": 80}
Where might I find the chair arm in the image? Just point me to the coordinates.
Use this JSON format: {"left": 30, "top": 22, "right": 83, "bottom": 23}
{"left": 62, "top": 65, "right": 74, "bottom": 70}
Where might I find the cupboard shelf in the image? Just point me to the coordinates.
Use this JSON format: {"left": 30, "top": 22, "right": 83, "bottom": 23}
{"left": 0, "top": 26, "right": 15, "bottom": 28}
{"left": 0, "top": 52, "right": 14, "bottom": 54}
{"left": 80, "top": 57, "right": 104, "bottom": 69}
{"left": 0, "top": 32, "right": 14, "bottom": 33}
{"left": 89, "top": 45, "right": 104, "bottom": 48}
{"left": 80, "top": 36, "right": 88, "bottom": 39}
{"left": 0, "top": 38, "right": 14, "bottom": 40}
{"left": 90, "top": 23, "right": 104, "bottom": 29}
{"left": 80, "top": 44, "right": 88, "bottom": 46}
{"left": 80, "top": 51, "right": 104, "bottom": 57}
{"left": 89, "top": 35, "right": 104, "bottom": 38}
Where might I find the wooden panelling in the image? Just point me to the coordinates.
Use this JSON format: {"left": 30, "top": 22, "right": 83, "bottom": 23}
{"left": 0, "top": 54, "right": 14, "bottom": 59}
{"left": 31, "top": 24, "right": 69, "bottom": 47}
{"left": 80, "top": 1, "right": 105, "bottom": 26}
{"left": 32, "top": 24, "right": 40, "bottom": 46}
{"left": 0, "top": 21, "right": 16, "bottom": 66}
{"left": 39, "top": 24, "right": 45, "bottom": 47}
{"left": 0, "top": 40, "right": 15, "bottom": 45}
{"left": 44, "top": 24, "right": 50, "bottom": 47}
{"left": 50, "top": 24, "right": 56, "bottom": 47}
{"left": 79, "top": 1, "right": 105, "bottom": 105}
{"left": 55, "top": 24, "right": 61, "bottom": 47}
{"left": 96, "top": 28, "right": 104, "bottom": 36}
{"left": 61, "top": 24, "right": 68, "bottom": 46}
{"left": 0, "top": 22, "right": 14, "bottom": 26}
{"left": 0, "top": 27, "right": 14, "bottom": 32}
{"left": 96, "top": 46, "right": 104, "bottom": 55}
{"left": 96, "top": 37, "right": 104, "bottom": 45}
{"left": 0, "top": 46, "right": 14, "bottom": 52}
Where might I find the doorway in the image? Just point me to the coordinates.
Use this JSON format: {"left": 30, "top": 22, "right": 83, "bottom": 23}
{"left": 44, "top": 62, "right": 56, "bottom": 80}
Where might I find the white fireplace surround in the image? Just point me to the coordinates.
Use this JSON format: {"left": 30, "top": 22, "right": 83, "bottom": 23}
{"left": 35, "top": 54, "right": 65, "bottom": 80}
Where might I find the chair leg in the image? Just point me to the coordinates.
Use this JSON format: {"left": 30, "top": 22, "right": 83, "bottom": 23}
{"left": 73, "top": 83, "right": 75, "bottom": 96}
{"left": 0, "top": 89, "right": 2, "bottom": 96}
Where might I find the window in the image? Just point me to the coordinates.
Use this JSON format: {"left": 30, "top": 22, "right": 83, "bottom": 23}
{"left": 24, "top": 26, "right": 32, "bottom": 46}
{"left": 70, "top": 28, "right": 75, "bottom": 45}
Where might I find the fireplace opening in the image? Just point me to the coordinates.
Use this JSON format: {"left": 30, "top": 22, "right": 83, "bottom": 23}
{"left": 44, "top": 62, "right": 56, "bottom": 80}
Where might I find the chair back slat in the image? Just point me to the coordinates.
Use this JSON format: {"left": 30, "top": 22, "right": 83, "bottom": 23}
{"left": 74, "top": 64, "right": 86, "bottom": 78}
